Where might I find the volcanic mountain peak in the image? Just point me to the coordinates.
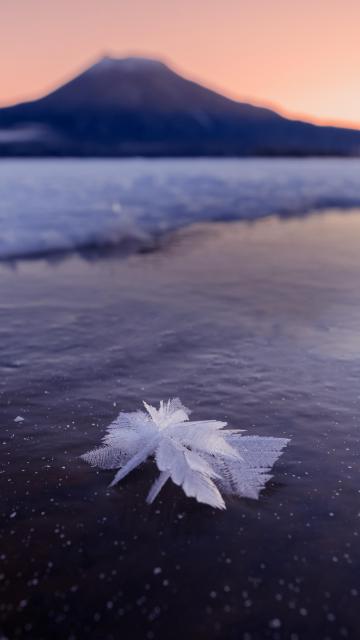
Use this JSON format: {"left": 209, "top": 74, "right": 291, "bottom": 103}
{"left": 37, "top": 53, "right": 233, "bottom": 111}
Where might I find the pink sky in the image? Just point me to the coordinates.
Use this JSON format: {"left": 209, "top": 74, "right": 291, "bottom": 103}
{"left": 2, "top": 0, "right": 360, "bottom": 128}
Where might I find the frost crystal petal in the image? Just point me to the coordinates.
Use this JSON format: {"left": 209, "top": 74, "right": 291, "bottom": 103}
{"left": 144, "top": 398, "right": 190, "bottom": 428}
{"left": 155, "top": 439, "right": 225, "bottom": 509}
{"left": 212, "top": 435, "right": 290, "bottom": 500}
{"left": 81, "top": 446, "right": 129, "bottom": 469}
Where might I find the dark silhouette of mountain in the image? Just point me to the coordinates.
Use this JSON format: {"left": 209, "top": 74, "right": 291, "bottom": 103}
{"left": 1, "top": 56, "right": 360, "bottom": 156}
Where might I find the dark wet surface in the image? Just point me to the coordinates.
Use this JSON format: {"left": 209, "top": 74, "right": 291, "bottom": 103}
{"left": 1, "top": 211, "right": 360, "bottom": 639}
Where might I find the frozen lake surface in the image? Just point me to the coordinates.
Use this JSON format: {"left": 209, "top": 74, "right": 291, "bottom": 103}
{"left": 1, "top": 160, "right": 360, "bottom": 639}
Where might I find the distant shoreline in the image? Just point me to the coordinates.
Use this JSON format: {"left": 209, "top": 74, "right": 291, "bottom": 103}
{"left": 1, "top": 151, "right": 360, "bottom": 158}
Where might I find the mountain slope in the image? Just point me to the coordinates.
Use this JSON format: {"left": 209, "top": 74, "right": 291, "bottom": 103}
{"left": 1, "top": 56, "right": 360, "bottom": 156}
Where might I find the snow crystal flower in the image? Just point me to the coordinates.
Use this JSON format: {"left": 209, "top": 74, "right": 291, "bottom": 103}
{"left": 81, "top": 398, "right": 289, "bottom": 509}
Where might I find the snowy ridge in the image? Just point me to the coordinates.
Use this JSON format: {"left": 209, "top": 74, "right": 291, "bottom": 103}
{"left": 1, "top": 158, "right": 360, "bottom": 260}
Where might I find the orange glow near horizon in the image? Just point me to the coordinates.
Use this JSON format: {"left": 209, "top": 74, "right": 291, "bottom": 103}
{"left": 1, "top": 0, "right": 360, "bottom": 129}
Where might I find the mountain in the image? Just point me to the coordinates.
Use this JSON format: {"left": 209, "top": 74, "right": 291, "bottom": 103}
{"left": 1, "top": 56, "right": 360, "bottom": 157}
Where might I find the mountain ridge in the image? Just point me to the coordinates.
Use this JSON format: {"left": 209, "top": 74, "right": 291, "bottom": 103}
{"left": 1, "top": 56, "right": 360, "bottom": 157}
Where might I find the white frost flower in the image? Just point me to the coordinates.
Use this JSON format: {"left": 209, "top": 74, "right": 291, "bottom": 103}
{"left": 81, "top": 398, "right": 289, "bottom": 509}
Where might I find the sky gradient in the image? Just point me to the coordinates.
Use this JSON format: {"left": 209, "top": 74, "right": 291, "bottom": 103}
{"left": 2, "top": 0, "right": 360, "bottom": 128}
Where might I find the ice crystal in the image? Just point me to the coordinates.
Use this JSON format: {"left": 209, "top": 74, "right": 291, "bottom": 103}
{"left": 81, "top": 398, "right": 289, "bottom": 509}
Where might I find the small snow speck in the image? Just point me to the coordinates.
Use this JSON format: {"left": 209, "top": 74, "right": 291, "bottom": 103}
{"left": 269, "top": 619, "right": 282, "bottom": 629}
{"left": 9, "top": 512, "right": 17, "bottom": 519}
{"left": 153, "top": 567, "right": 162, "bottom": 575}
{"left": 14, "top": 416, "right": 24, "bottom": 423}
